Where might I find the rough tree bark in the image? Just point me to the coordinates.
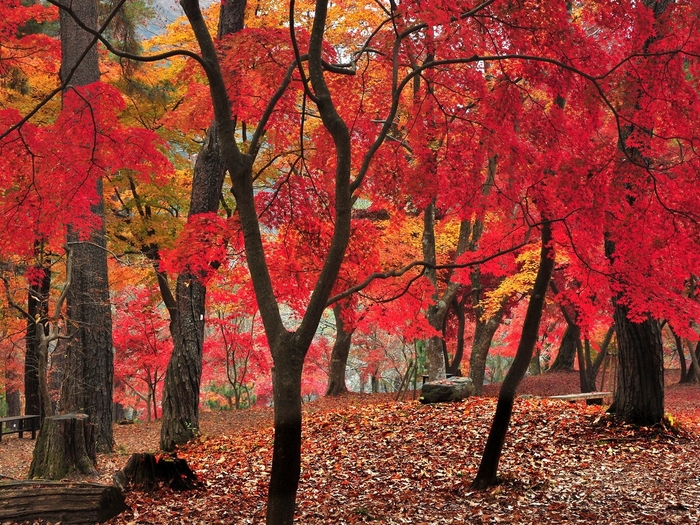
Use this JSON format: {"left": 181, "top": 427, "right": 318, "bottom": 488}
{"left": 159, "top": 0, "right": 245, "bottom": 452}
{"left": 609, "top": 305, "right": 664, "bottom": 425}
{"left": 29, "top": 413, "right": 97, "bottom": 479}
{"left": 58, "top": 0, "right": 114, "bottom": 453}
{"left": 325, "top": 303, "right": 353, "bottom": 396}
{"left": 472, "top": 221, "right": 554, "bottom": 490}
{"left": 603, "top": 0, "right": 672, "bottom": 426}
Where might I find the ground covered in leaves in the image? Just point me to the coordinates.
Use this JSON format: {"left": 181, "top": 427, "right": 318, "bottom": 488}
{"left": 1, "top": 371, "right": 699, "bottom": 524}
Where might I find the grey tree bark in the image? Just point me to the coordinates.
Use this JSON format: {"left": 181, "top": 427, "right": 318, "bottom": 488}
{"left": 325, "top": 304, "right": 353, "bottom": 396}
{"left": 57, "top": 0, "right": 114, "bottom": 453}
{"left": 159, "top": 0, "right": 245, "bottom": 451}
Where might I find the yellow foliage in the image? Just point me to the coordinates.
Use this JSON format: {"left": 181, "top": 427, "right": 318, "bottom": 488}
{"left": 479, "top": 246, "right": 544, "bottom": 320}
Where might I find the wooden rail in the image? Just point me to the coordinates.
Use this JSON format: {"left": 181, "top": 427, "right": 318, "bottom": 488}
{"left": 0, "top": 415, "right": 40, "bottom": 441}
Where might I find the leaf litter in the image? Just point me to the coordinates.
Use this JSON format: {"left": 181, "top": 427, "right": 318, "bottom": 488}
{"left": 1, "top": 372, "right": 698, "bottom": 524}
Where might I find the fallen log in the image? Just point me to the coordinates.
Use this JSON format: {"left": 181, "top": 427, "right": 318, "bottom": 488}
{"left": 0, "top": 480, "right": 128, "bottom": 523}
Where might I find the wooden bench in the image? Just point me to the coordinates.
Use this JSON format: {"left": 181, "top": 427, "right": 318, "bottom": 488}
{"left": 0, "top": 415, "right": 40, "bottom": 442}
{"left": 550, "top": 392, "right": 612, "bottom": 403}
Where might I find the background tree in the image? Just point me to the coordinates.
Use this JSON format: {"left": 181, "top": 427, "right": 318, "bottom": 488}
{"left": 57, "top": 0, "right": 114, "bottom": 453}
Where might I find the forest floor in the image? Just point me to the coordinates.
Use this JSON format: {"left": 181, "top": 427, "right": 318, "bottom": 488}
{"left": 1, "top": 370, "right": 699, "bottom": 524}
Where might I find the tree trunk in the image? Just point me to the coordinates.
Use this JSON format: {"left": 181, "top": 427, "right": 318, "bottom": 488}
{"left": 609, "top": 305, "right": 664, "bottom": 425}
{"left": 58, "top": 0, "right": 114, "bottom": 453}
{"left": 0, "top": 480, "right": 128, "bottom": 523}
{"left": 550, "top": 323, "right": 578, "bottom": 371}
{"left": 680, "top": 341, "right": 700, "bottom": 383}
{"left": 160, "top": 274, "right": 206, "bottom": 451}
{"left": 674, "top": 334, "right": 688, "bottom": 383}
{"left": 29, "top": 414, "right": 97, "bottom": 480}
{"left": 469, "top": 306, "right": 505, "bottom": 395}
{"left": 325, "top": 304, "right": 352, "bottom": 396}
{"left": 25, "top": 250, "right": 50, "bottom": 419}
{"left": 472, "top": 221, "right": 554, "bottom": 490}
{"left": 159, "top": 0, "right": 243, "bottom": 451}
{"left": 5, "top": 350, "right": 21, "bottom": 418}
{"left": 446, "top": 296, "right": 466, "bottom": 376}
{"left": 265, "top": 346, "right": 304, "bottom": 525}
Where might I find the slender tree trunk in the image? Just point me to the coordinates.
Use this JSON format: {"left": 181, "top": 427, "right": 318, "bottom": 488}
{"left": 58, "top": 0, "right": 114, "bottom": 453}
{"left": 469, "top": 310, "right": 505, "bottom": 395}
{"left": 5, "top": 354, "right": 20, "bottom": 417}
{"left": 472, "top": 221, "right": 554, "bottom": 490}
{"left": 159, "top": 0, "right": 245, "bottom": 450}
{"left": 325, "top": 304, "right": 352, "bottom": 396}
{"left": 25, "top": 250, "right": 49, "bottom": 418}
{"left": 550, "top": 324, "right": 578, "bottom": 371}
{"left": 686, "top": 340, "right": 700, "bottom": 383}
{"left": 446, "top": 297, "right": 466, "bottom": 376}
{"left": 682, "top": 342, "right": 700, "bottom": 383}
{"left": 674, "top": 334, "right": 688, "bottom": 383}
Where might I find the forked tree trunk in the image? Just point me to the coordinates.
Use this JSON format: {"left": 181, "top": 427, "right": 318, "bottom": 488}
{"left": 29, "top": 414, "right": 97, "bottom": 480}
{"left": 325, "top": 304, "right": 353, "bottom": 396}
{"left": 472, "top": 222, "right": 554, "bottom": 490}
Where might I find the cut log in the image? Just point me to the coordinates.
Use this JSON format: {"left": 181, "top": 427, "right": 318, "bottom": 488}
{"left": 117, "top": 452, "right": 199, "bottom": 491}
{"left": 419, "top": 377, "right": 476, "bottom": 404}
{"left": 29, "top": 413, "right": 97, "bottom": 480}
{"left": 0, "top": 480, "right": 128, "bottom": 523}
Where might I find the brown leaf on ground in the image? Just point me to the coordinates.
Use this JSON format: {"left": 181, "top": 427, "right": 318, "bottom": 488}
{"left": 0, "top": 371, "right": 698, "bottom": 524}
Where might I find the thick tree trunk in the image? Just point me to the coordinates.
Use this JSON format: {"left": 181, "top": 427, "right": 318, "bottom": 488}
{"left": 609, "top": 305, "right": 664, "bottom": 425}
{"left": 29, "top": 413, "right": 97, "bottom": 480}
{"left": 0, "top": 480, "right": 128, "bottom": 523}
{"left": 58, "top": 0, "right": 114, "bottom": 453}
{"left": 159, "top": 0, "right": 242, "bottom": 451}
{"left": 325, "top": 304, "right": 352, "bottom": 396}
{"left": 472, "top": 222, "right": 554, "bottom": 490}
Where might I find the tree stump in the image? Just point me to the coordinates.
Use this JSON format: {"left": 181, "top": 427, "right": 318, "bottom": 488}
{"left": 115, "top": 453, "right": 199, "bottom": 492}
{"left": 0, "top": 480, "right": 128, "bottom": 523}
{"left": 29, "top": 413, "right": 97, "bottom": 480}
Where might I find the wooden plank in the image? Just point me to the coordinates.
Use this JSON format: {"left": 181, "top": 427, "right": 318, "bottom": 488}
{"left": 550, "top": 392, "right": 612, "bottom": 401}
